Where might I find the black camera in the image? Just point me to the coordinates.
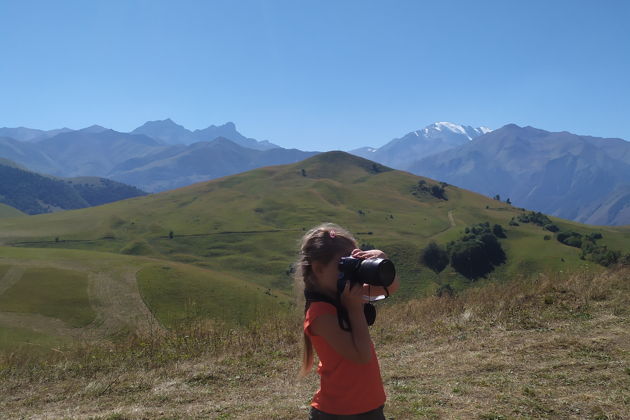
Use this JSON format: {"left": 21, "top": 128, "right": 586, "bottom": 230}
{"left": 338, "top": 257, "right": 396, "bottom": 288}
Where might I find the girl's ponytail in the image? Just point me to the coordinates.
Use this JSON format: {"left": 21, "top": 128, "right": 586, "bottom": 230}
{"left": 300, "top": 331, "right": 314, "bottom": 378}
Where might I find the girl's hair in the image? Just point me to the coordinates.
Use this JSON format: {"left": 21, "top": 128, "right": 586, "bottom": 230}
{"left": 295, "top": 222, "right": 357, "bottom": 377}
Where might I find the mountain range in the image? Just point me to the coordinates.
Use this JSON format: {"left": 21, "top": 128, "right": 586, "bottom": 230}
{"left": 1, "top": 119, "right": 629, "bottom": 225}
{"left": 0, "top": 120, "right": 315, "bottom": 192}
{"left": 349, "top": 122, "right": 630, "bottom": 226}
{"left": 132, "top": 119, "right": 279, "bottom": 150}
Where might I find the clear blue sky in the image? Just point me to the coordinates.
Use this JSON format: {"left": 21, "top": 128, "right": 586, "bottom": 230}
{"left": 1, "top": 0, "right": 629, "bottom": 150}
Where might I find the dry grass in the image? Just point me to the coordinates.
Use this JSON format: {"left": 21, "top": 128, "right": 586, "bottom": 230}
{"left": 1, "top": 267, "right": 628, "bottom": 419}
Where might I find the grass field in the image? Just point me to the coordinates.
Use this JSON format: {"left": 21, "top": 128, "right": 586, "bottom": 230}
{"left": 0, "top": 267, "right": 95, "bottom": 327}
{"left": 0, "top": 324, "right": 69, "bottom": 353}
{"left": 1, "top": 267, "right": 627, "bottom": 419}
{"left": 137, "top": 263, "right": 292, "bottom": 328}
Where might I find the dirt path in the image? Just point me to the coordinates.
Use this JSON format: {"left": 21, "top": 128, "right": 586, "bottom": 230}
{"left": 87, "top": 268, "right": 163, "bottom": 336}
{"left": 0, "top": 258, "right": 162, "bottom": 339}
{"left": 447, "top": 209, "right": 455, "bottom": 227}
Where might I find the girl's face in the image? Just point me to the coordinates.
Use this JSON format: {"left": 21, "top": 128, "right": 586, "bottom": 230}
{"left": 312, "top": 250, "right": 352, "bottom": 296}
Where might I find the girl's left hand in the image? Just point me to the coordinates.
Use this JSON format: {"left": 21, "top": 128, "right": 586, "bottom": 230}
{"left": 351, "top": 248, "right": 388, "bottom": 260}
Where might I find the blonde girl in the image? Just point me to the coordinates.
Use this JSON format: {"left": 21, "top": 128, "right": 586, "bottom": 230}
{"left": 296, "top": 223, "right": 399, "bottom": 419}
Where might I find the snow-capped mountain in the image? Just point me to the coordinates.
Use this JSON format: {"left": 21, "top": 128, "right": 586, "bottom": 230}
{"left": 350, "top": 122, "right": 492, "bottom": 169}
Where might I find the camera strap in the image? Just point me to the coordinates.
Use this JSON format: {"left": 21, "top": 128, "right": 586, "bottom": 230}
{"left": 304, "top": 289, "right": 376, "bottom": 332}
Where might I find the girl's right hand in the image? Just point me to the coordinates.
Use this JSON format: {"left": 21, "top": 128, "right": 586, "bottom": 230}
{"left": 340, "top": 280, "right": 365, "bottom": 312}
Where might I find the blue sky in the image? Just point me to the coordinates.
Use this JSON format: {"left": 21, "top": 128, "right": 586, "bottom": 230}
{"left": 1, "top": 0, "right": 629, "bottom": 150}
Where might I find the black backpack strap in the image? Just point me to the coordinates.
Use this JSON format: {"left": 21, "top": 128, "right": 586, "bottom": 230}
{"left": 304, "top": 290, "right": 351, "bottom": 331}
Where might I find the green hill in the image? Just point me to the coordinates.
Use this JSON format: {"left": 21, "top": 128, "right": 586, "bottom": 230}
{"left": 0, "top": 203, "right": 24, "bottom": 218}
{"left": 0, "top": 151, "right": 628, "bottom": 348}
{"left": 0, "top": 159, "right": 146, "bottom": 214}
{"left": 1, "top": 151, "right": 628, "bottom": 291}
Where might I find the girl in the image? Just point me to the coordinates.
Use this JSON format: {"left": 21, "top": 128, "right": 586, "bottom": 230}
{"left": 296, "top": 223, "right": 400, "bottom": 420}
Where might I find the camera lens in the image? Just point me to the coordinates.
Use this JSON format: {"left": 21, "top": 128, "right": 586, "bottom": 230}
{"left": 358, "top": 258, "right": 395, "bottom": 287}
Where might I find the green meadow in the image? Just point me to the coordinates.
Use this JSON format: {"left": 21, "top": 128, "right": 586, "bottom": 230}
{"left": 0, "top": 267, "right": 95, "bottom": 327}
{"left": 0, "top": 203, "right": 24, "bottom": 218}
{"left": 0, "top": 324, "right": 69, "bottom": 353}
{"left": 137, "top": 263, "right": 291, "bottom": 328}
{"left": 0, "top": 152, "right": 628, "bottom": 347}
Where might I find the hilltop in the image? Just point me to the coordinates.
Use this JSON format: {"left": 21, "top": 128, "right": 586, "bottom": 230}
{"left": 0, "top": 159, "right": 146, "bottom": 214}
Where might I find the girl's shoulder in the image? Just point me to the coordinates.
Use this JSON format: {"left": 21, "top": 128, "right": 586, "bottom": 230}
{"left": 304, "top": 301, "right": 337, "bottom": 332}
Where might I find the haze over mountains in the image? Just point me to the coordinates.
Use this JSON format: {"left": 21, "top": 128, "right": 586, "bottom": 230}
{"left": 1, "top": 119, "right": 629, "bottom": 225}
{"left": 0, "top": 120, "right": 316, "bottom": 192}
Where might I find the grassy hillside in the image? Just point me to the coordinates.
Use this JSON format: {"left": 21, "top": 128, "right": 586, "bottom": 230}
{"left": 1, "top": 267, "right": 627, "bottom": 419}
{"left": 0, "top": 247, "right": 289, "bottom": 347}
{"left": 0, "top": 151, "right": 628, "bottom": 352}
{"left": 0, "top": 152, "right": 628, "bottom": 417}
{"left": 1, "top": 152, "right": 627, "bottom": 296}
{"left": 0, "top": 203, "right": 24, "bottom": 218}
{"left": 0, "top": 160, "right": 146, "bottom": 215}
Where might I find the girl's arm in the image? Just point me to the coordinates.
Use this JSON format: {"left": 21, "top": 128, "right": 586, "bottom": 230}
{"left": 363, "top": 276, "right": 400, "bottom": 297}
{"left": 309, "top": 281, "right": 373, "bottom": 364}
{"left": 351, "top": 248, "right": 400, "bottom": 297}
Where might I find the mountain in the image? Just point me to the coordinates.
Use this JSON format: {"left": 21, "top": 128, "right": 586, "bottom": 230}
{"left": 0, "top": 127, "right": 72, "bottom": 142}
{"left": 351, "top": 122, "right": 491, "bottom": 169}
{"left": 0, "top": 136, "right": 60, "bottom": 174}
{"left": 408, "top": 124, "right": 630, "bottom": 225}
{"left": 130, "top": 118, "right": 193, "bottom": 144}
{"left": 131, "top": 119, "right": 279, "bottom": 150}
{"left": 0, "top": 123, "right": 313, "bottom": 192}
{"left": 108, "top": 137, "right": 318, "bottom": 192}
{"left": 36, "top": 129, "right": 165, "bottom": 177}
{"left": 0, "top": 159, "right": 146, "bottom": 214}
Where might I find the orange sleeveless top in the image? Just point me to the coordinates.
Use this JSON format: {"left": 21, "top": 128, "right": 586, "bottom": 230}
{"left": 304, "top": 301, "right": 386, "bottom": 415}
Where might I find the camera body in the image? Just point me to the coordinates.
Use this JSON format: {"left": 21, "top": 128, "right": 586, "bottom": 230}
{"left": 338, "top": 257, "right": 396, "bottom": 288}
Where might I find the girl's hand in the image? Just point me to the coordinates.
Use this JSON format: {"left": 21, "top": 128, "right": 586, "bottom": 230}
{"left": 340, "top": 280, "right": 365, "bottom": 312}
{"left": 351, "top": 248, "right": 388, "bottom": 260}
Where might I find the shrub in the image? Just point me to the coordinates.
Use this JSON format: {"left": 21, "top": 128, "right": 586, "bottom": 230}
{"left": 557, "top": 231, "right": 583, "bottom": 248}
{"left": 544, "top": 224, "right": 559, "bottom": 232}
{"left": 583, "top": 246, "right": 620, "bottom": 267}
{"left": 446, "top": 222, "right": 507, "bottom": 280}
{"left": 421, "top": 242, "right": 449, "bottom": 274}
{"left": 411, "top": 180, "right": 448, "bottom": 200}
{"left": 493, "top": 224, "right": 507, "bottom": 238}
{"left": 517, "top": 211, "right": 553, "bottom": 227}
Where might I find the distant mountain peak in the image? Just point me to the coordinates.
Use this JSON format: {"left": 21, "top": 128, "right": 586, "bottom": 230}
{"left": 420, "top": 122, "right": 492, "bottom": 140}
{"left": 80, "top": 124, "right": 108, "bottom": 133}
{"left": 350, "top": 121, "right": 492, "bottom": 170}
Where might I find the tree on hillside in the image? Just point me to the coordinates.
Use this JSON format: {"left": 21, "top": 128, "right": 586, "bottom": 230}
{"left": 421, "top": 242, "right": 449, "bottom": 273}
{"left": 493, "top": 224, "right": 507, "bottom": 238}
{"left": 446, "top": 222, "right": 507, "bottom": 280}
